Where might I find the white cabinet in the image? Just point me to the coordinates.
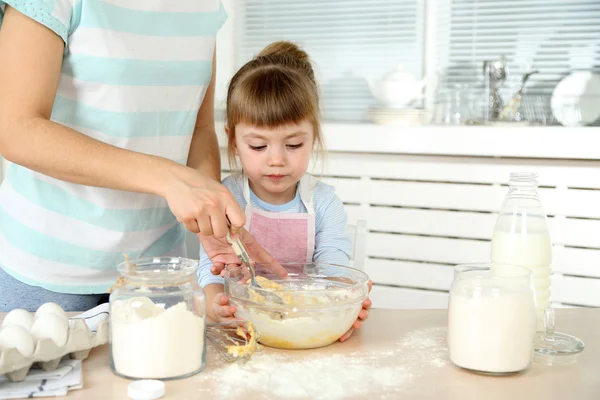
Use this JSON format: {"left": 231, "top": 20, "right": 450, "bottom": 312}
{"left": 217, "top": 123, "right": 600, "bottom": 309}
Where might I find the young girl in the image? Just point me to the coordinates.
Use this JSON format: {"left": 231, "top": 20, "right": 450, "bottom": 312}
{"left": 198, "top": 41, "right": 371, "bottom": 340}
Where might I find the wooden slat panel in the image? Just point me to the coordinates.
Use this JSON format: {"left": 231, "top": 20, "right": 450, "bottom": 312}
{"left": 559, "top": 218, "right": 600, "bottom": 249}
{"left": 225, "top": 150, "right": 600, "bottom": 217}
{"left": 367, "top": 233, "right": 489, "bottom": 265}
{"left": 368, "top": 207, "right": 497, "bottom": 239}
{"left": 324, "top": 178, "right": 579, "bottom": 217}
{"left": 344, "top": 205, "right": 363, "bottom": 225}
{"left": 348, "top": 207, "right": 600, "bottom": 251}
{"left": 552, "top": 275, "right": 600, "bottom": 307}
{"left": 370, "top": 275, "right": 599, "bottom": 309}
{"left": 370, "top": 285, "right": 592, "bottom": 310}
{"left": 366, "top": 232, "right": 600, "bottom": 279}
{"left": 554, "top": 247, "right": 600, "bottom": 278}
{"left": 324, "top": 178, "right": 505, "bottom": 211}
{"left": 320, "top": 177, "right": 366, "bottom": 204}
{"left": 562, "top": 190, "right": 600, "bottom": 219}
{"left": 371, "top": 285, "right": 449, "bottom": 309}
{"left": 366, "top": 259, "right": 454, "bottom": 291}
{"left": 322, "top": 152, "right": 600, "bottom": 189}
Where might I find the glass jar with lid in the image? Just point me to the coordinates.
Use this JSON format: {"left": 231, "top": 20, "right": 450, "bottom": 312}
{"left": 109, "top": 257, "right": 206, "bottom": 380}
{"left": 447, "top": 263, "right": 536, "bottom": 375}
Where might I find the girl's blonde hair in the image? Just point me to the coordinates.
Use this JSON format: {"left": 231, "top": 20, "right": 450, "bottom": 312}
{"left": 226, "top": 41, "right": 324, "bottom": 168}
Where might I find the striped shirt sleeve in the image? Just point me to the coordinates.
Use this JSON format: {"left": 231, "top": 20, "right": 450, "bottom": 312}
{"left": 0, "top": 0, "right": 75, "bottom": 44}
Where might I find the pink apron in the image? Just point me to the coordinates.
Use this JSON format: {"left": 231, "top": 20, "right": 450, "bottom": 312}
{"left": 243, "top": 175, "right": 317, "bottom": 267}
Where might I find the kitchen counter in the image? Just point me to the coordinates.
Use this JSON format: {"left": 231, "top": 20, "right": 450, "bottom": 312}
{"left": 2, "top": 308, "right": 599, "bottom": 399}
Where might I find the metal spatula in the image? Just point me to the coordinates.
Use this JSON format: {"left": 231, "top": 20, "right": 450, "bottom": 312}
{"left": 225, "top": 221, "right": 285, "bottom": 305}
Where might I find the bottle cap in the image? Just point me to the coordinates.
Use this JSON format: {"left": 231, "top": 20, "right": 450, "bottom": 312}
{"left": 127, "top": 380, "right": 165, "bottom": 400}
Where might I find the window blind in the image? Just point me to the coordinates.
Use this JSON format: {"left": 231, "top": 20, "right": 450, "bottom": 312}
{"left": 236, "top": 0, "right": 425, "bottom": 123}
{"left": 436, "top": 0, "right": 600, "bottom": 97}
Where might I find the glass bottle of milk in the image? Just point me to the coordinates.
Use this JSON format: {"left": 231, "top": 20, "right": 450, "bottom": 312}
{"left": 491, "top": 172, "right": 552, "bottom": 330}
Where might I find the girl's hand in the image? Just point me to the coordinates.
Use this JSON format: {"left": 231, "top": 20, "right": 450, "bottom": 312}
{"left": 339, "top": 280, "right": 373, "bottom": 342}
{"left": 162, "top": 166, "right": 246, "bottom": 238}
{"left": 211, "top": 292, "right": 237, "bottom": 322}
{"left": 199, "top": 228, "right": 288, "bottom": 278}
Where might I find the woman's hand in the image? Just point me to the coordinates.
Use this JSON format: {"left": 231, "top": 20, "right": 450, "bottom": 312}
{"left": 339, "top": 280, "right": 373, "bottom": 342}
{"left": 198, "top": 228, "right": 288, "bottom": 278}
{"left": 161, "top": 166, "right": 246, "bottom": 238}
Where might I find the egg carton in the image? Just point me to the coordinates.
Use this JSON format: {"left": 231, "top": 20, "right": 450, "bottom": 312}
{"left": 0, "top": 317, "right": 109, "bottom": 382}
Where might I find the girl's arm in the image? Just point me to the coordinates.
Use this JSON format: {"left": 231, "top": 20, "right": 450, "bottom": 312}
{"left": 0, "top": 7, "right": 244, "bottom": 236}
{"left": 313, "top": 185, "right": 353, "bottom": 266}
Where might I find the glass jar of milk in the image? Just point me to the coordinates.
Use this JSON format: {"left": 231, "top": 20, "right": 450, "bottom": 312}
{"left": 109, "top": 257, "right": 206, "bottom": 380}
{"left": 448, "top": 263, "right": 536, "bottom": 375}
{"left": 491, "top": 172, "right": 552, "bottom": 330}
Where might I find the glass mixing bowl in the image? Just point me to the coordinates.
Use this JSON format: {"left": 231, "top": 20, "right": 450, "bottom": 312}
{"left": 224, "top": 263, "right": 370, "bottom": 349}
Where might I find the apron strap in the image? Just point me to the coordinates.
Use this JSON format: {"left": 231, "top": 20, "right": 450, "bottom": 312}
{"left": 242, "top": 175, "right": 251, "bottom": 204}
{"left": 298, "top": 174, "right": 317, "bottom": 214}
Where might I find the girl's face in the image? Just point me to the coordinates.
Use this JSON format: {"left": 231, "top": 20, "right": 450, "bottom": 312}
{"left": 232, "top": 120, "right": 314, "bottom": 204}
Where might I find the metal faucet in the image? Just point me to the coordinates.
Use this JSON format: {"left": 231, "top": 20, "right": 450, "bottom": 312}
{"left": 483, "top": 56, "right": 508, "bottom": 121}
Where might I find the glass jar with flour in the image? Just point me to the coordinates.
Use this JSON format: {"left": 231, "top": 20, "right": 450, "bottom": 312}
{"left": 447, "top": 263, "right": 536, "bottom": 375}
{"left": 109, "top": 257, "right": 206, "bottom": 380}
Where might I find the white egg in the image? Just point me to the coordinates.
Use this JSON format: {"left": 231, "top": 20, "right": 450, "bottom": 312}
{"left": 30, "top": 314, "right": 69, "bottom": 347}
{"left": 35, "top": 302, "right": 68, "bottom": 324}
{"left": 2, "top": 309, "right": 34, "bottom": 331}
{"left": 0, "top": 325, "right": 35, "bottom": 357}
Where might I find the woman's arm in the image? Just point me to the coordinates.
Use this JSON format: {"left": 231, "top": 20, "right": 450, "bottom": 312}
{"left": 0, "top": 6, "right": 177, "bottom": 196}
{"left": 187, "top": 50, "right": 221, "bottom": 183}
{"left": 0, "top": 7, "right": 244, "bottom": 236}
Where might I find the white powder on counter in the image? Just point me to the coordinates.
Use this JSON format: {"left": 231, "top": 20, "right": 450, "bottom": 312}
{"left": 111, "top": 297, "right": 205, "bottom": 379}
{"left": 194, "top": 326, "right": 448, "bottom": 400}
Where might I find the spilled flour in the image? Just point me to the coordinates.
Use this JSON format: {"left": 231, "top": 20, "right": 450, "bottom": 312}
{"left": 193, "top": 327, "right": 448, "bottom": 400}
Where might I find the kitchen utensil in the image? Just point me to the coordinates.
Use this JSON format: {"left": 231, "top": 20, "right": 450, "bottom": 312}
{"left": 499, "top": 69, "right": 539, "bottom": 121}
{"left": 225, "top": 220, "right": 285, "bottom": 305}
{"left": 206, "top": 320, "right": 261, "bottom": 363}
{"left": 483, "top": 56, "right": 508, "bottom": 120}
{"left": 551, "top": 71, "right": 600, "bottom": 126}
{"left": 369, "top": 64, "right": 427, "bottom": 108}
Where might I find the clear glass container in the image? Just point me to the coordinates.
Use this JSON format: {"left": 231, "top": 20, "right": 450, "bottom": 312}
{"left": 109, "top": 257, "right": 206, "bottom": 380}
{"left": 224, "top": 262, "right": 369, "bottom": 349}
{"left": 447, "top": 263, "right": 536, "bottom": 375}
{"left": 489, "top": 172, "right": 585, "bottom": 364}
{"left": 490, "top": 172, "right": 552, "bottom": 330}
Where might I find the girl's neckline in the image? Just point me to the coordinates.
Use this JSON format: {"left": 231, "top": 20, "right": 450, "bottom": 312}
{"left": 249, "top": 184, "right": 300, "bottom": 212}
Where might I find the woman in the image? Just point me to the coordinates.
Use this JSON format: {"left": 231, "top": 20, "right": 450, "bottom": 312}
{"left": 0, "top": 1, "right": 250, "bottom": 311}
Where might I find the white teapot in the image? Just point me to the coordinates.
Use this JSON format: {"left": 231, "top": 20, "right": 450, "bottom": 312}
{"left": 369, "top": 64, "right": 427, "bottom": 108}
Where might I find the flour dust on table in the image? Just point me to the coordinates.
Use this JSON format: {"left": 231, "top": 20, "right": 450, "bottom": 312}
{"left": 193, "top": 327, "right": 448, "bottom": 400}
